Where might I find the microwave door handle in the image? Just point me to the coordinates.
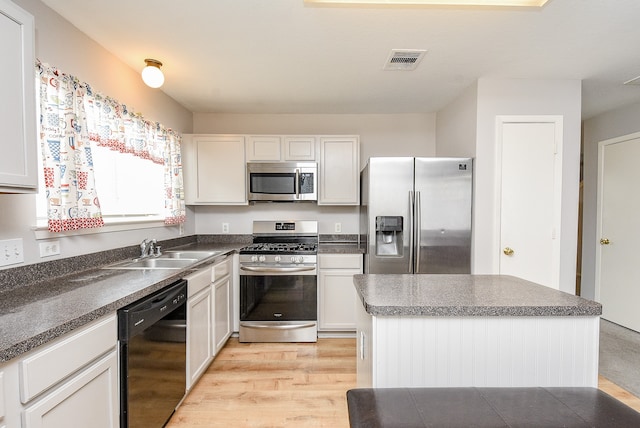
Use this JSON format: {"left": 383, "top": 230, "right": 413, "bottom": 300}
{"left": 295, "top": 168, "right": 300, "bottom": 199}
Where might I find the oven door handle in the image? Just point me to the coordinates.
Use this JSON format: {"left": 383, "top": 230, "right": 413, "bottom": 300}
{"left": 240, "top": 322, "right": 317, "bottom": 330}
{"left": 240, "top": 266, "right": 316, "bottom": 273}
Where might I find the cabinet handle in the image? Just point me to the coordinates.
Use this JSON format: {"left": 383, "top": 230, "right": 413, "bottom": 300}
{"left": 503, "top": 247, "right": 514, "bottom": 256}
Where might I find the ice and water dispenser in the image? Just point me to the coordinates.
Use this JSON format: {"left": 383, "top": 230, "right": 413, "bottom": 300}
{"left": 375, "top": 216, "right": 403, "bottom": 256}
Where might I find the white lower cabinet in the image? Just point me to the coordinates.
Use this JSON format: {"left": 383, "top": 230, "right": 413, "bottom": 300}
{"left": 22, "top": 351, "right": 118, "bottom": 428}
{"left": 187, "top": 287, "right": 213, "bottom": 390}
{"left": 1, "top": 314, "right": 118, "bottom": 428}
{"left": 0, "top": 370, "right": 5, "bottom": 427}
{"left": 185, "top": 266, "right": 214, "bottom": 391}
{"left": 212, "top": 257, "right": 232, "bottom": 354}
{"left": 185, "top": 255, "right": 234, "bottom": 390}
{"left": 318, "top": 254, "right": 363, "bottom": 332}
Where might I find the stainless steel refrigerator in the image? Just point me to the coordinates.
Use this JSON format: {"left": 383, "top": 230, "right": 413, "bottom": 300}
{"left": 360, "top": 157, "right": 473, "bottom": 274}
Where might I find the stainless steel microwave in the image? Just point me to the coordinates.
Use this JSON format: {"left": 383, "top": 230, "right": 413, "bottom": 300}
{"left": 247, "top": 162, "right": 317, "bottom": 202}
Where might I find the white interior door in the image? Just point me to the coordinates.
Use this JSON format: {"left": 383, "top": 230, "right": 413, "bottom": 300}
{"left": 497, "top": 117, "right": 562, "bottom": 289}
{"left": 596, "top": 134, "right": 640, "bottom": 332}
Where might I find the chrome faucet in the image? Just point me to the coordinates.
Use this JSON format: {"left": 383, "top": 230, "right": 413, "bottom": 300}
{"left": 140, "top": 238, "right": 161, "bottom": 258}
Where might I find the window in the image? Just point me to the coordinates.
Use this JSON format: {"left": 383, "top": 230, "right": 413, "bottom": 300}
{"left": 91, "top": 145, "right": 164, "bottom": 217}
{"left": 36, "top": 61, "right": 185, "bottom": 233}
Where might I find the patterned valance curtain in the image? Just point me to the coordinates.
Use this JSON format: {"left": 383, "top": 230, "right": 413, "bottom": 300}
{"left": 37, "top": 61, "right": 186, "bottom": 230}
{"left": 37, "top": 62, "right": 104, "bottom": 232}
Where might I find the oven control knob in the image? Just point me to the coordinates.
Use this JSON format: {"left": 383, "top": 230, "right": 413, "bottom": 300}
{"left": 274, "top": 255, "right": 281, "bottom": 263}
{"left": 251, "top": 255, "right": 258, "bottom": 262}
{"left": 258, "top": 255, "right": 266, "bottom": 262}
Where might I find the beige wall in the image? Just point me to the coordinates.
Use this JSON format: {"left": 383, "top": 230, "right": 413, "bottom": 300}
{"left": 473, "top": 78, "right": 582, "bottom": 294}
{"left": 194, "top": 113, "right": 436, "bottom": 167}
{"left": 0, "top": 0, "right": 193, "bottom": 266}
{"left": 192, "top": 113, "right": 436, "bottom": 235}
{"left": 435, "top": 82, "right": 478, "bottom": 157}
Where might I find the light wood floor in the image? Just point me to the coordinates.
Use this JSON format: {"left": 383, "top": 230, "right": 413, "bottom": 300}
{"left": 167, "top": 338, "right": 640, "bottom": 427}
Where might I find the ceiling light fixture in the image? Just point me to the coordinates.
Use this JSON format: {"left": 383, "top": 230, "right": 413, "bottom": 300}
{"left": 141, "top": 59, "right": 164, "bottom": 88}
{"left": 305, "top": 0, "right": 548, "bottom": 6}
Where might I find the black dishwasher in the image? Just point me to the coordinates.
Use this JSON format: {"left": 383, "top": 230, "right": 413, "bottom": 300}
{"left": 118, "top": 279, "right": 188, "bottom": 428}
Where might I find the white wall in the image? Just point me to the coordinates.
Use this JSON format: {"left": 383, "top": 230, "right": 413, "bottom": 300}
{"left": 192, "top": 113, "right": 436, "bottom": 234}
{"left": 0, "top": 0, "right": 194, "bottom": 267}
{"left": 581, "top": 101, "right": 640, "bottom": 299}
{"left": 435, "top": 82, "right": 478, "bottom": 157}
{"left": 473, "top": 78, "right": 582, "bottom": 294}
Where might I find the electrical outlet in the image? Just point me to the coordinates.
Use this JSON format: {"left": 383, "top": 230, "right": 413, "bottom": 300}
{"left": 39, "top": 240, "right": 61, "bottom": 258}
{"left": 0, "top": 238, "right": 24, "bottom": 267}
{"left": 335, "top": 222, "right": 342, "bottom": 233}
{"left": 222, "top": 223, "right": 230, "bottom": 233}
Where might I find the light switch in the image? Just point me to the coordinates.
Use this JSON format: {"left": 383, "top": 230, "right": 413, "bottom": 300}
{"left": 0, "top": 238, "right": 24, "bottom": 267}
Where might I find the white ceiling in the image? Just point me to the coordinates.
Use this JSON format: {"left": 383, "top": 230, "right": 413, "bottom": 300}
{"left": 41, "top": 0, "right": 640, "bottom": 119}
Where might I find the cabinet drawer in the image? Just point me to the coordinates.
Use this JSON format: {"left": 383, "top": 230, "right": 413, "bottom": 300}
{"left": 185, "top": 265, "right": 213, "bottom": 295}
{"left": 212, "top": 257, "right": 231, "bottom": 282}
{"left": 319, "top": 254, "right": 362, "bottom": 269}
{"left": 19, "top": 315, "right": 116, "bottom": 404}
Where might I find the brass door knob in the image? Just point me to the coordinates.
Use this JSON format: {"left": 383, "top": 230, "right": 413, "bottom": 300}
{"left": 600, "top": 238, "right": 610, "bottom": 245}
{"left": 503, "top": 247, "right": 514, "bottom": 256}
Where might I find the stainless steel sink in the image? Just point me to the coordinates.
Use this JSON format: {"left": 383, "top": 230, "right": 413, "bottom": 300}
{"left": 103, "top": 250, "right": 221, "bottom": 270}
{"left": 162, "top": 250, "right": 221, "bottom": 260}
{"left": 104, "top": 257, "right": 198, "bottom": 270}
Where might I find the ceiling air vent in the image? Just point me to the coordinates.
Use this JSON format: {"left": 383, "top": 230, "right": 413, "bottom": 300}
{"left": 383, "top": 49, "right": 427, "bottom": 71}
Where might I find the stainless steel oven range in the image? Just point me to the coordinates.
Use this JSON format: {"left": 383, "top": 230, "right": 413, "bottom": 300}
{"left": 239, "top": 220, "right": 318, "bottom": 342}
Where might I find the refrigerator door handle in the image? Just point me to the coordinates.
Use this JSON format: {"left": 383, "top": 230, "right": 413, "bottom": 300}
{"left": 408, "top": 191, "right": 415, "bottom": 273}
{"left": 415, "top": 191, "right": 421, "bottom": 273}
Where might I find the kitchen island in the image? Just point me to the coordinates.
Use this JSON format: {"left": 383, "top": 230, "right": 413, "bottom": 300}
{"left": 353, "top": 274, "right": 602, "bottom": 388}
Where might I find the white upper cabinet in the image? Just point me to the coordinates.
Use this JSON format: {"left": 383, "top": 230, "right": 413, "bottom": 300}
{"left": 0, "top": 0, "right": 37, "bottom": 193}
{"left": 182, "top": 134, "right": 247, "bottom": 205}
{"left": 245, "top": 136, "right": 282, "bottom": 161}
{"left": 246, "top": 136, "right": 316, "bottom": 161}
{"left": 318, "top": 136, "right": 360, "bottom": 205}
{"left": 184, "top": 133, "right": 357, "bottom": 206}
{"left": 283, "top": 136, "right": 316, "bottom": 161}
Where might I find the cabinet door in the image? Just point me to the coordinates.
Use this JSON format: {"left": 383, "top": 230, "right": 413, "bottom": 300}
{"left": 318, "top": 136, "right": 360, "bottom": 205}
{"left": 284, "top": 136, "right": 315, "bottom": 161}
{"left": 319, "top": 254, "right": 362, "bottom": 332}
{"left": 0, "top": 371, "right": 4, "bottom": 421}
{"left": 319, "top": 269, "right": 360, "bottom": 331}
{"left": 182, "top": 135, "right": 247, "bottom": 204}
{"left": 22, "top": 351, "right": 118, "bottom": 428}
{"left": 187, "top": 287, "right": 213, "bottom": 390}
{"left": 0, "top": 0, "right": 37, "bottom": 192}
{"left": 246, "top": 136, "right": 282, "bottom": 161}
{"left": 213, "top": 277, "right": 232, "bottom": 353}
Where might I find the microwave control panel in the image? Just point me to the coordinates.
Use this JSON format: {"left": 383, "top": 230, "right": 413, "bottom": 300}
{"left": 300, "top": 173, "right": 314, "bottom": 193}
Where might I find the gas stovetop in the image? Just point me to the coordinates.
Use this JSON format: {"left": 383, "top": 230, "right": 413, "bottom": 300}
{"left": 239, "top": 242, "right": 317, "bottom": 255}
{"left": 241, "top": 220, "right": 319, "bottom": 256}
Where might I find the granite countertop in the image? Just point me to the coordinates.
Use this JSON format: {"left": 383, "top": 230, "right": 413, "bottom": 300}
{"left": 0, "top": 241, "right": 245, "bottom": 363}
{"left": 353, "top": 274, "right": 602, "bottom": 317}
{"left": 0, "top": 234, "right": 361, "bottom": 363}
{"left": 318, "top": 243, "right": 364, "bottom": 254}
